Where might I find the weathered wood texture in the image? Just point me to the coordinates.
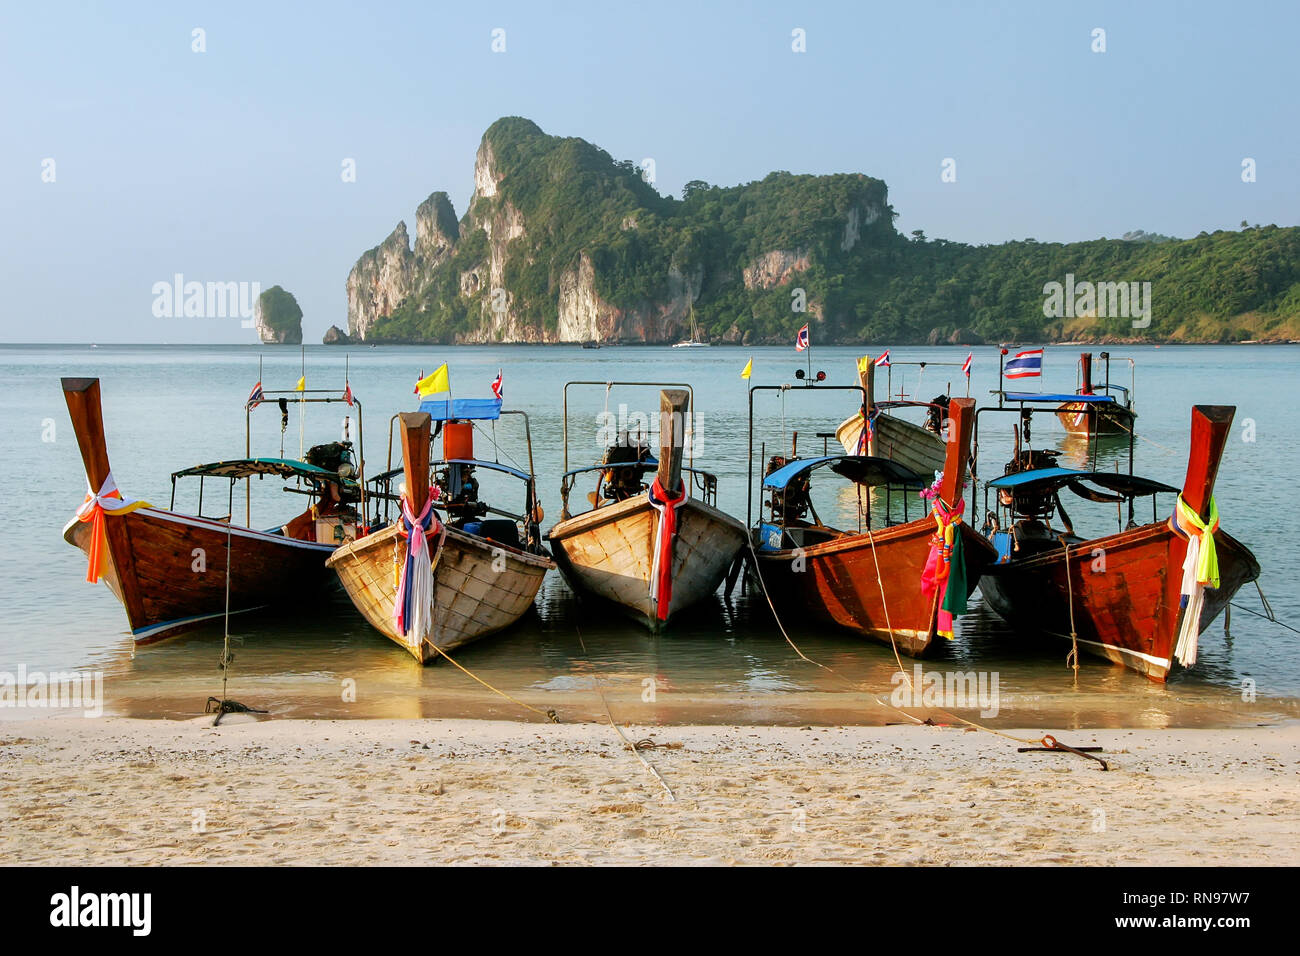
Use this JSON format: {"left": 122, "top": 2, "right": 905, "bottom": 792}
{"left": 549, "top": 496, "right": 747, "bottom": 628}
{"left": 327, "top": 524, "right": 553, "bottom": 663}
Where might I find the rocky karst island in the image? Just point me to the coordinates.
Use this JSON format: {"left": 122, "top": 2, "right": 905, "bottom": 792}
{"left": 345, "top": 117, "right": 1300, "bottom": 346}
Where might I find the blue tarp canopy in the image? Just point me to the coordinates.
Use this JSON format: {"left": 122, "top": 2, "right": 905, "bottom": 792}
{"left": 417, "top": 397, "right": 502, "bottom": 421}
{"left": 764, "top": 454, "right": 924, "bottom": 490}
{"left": 989, "top": 467, "right": 1177, "bottom": 496}
{"left": 1002, "top": 392, "right": 1117, "bottom": 403}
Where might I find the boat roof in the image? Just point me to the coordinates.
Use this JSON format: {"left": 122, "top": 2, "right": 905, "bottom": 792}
{"left": 1002, "top": 391, "right": 1117, "bottom": 403}
{"left": 172, "top": 457, "right": 356, "bottom": 485}
{"left": 764, "top": 454, "right": 925, "bottom": 490}
{"left": 988, "top": 466, "right": 1177, "bottom": 495}
{"left": 417, "top": 397, "right": 502, "bottom": 421}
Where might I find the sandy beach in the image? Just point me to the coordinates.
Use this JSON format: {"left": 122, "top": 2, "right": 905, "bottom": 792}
{"left": 1, "top": 716, "right": 1296, "bottom": 865}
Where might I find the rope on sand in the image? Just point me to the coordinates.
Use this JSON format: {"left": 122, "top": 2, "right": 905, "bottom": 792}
{"left": 742, "top": 537, "right": 1101, "bottom": 762}
{"left": 572, "top": 620, "right": 676, "bottom": 803}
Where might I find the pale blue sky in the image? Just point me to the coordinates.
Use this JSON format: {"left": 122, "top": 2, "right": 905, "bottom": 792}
{"left": 2, "top": 0, "right": 1296, "bottom": 342}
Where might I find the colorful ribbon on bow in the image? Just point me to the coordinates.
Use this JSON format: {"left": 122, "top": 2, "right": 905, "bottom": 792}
{"left": 920, "top": 497, "right": 968, "bottom": 639}
{"left": 393, "top": 488, "right": 442, "bottom": 644}
{"left": 647, "top": 477, "right": 687, "bottom": 622}
{"left": 72, "top": 473, "right": 151, "bottom": 583}
{"left": 1171, "top": 494, "right": 1220, "bottom": 666}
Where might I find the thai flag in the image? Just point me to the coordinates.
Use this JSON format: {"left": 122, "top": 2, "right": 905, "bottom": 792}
{"left": 413, "top": 369, "right": 423, "bottom": 395}
{"left": 247, "top": 381, "right": 264, "bottom": 408}
{"left": 795, "top": 324, "right": 810, "bottom": 352}
{"left": 875, "top": 350, "right": 890, "bottom": 367}
{"left": 961, "top": 352, "right": 972, "bottom": 377}
{"left": 490, "top": 368, "right": 503, "bottom": 401}
{"left": 344, "top": 381, "right": 354, "bottom": 406}
{"left": 1004, "top": 348, "right": 1043, "bottom": 379}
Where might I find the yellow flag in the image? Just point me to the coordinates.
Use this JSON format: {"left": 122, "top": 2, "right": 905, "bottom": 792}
{"left": 295, "top": 375, "right": 306, "bottom": 391}
{"left": 857, "top": 355, "right": 870, "bottom": 373}
{"left": 741, "top": 357, "right": 752, "bottom": 380}
{"left": 416, "top": 363, "right": 450, "bottom": 397}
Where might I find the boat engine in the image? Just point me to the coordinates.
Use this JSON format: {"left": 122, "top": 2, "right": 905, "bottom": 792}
{"left": 999, "top": 448, "right": 1061, "bottom": 518}
{"left": 600, "top": 433, "right": 654, "bottom": 501}
{"left": 765, "top": 455, "right": 811, "bottom": 523}
{"left": 925, "top": 395, "right": 950, "bottom": 435}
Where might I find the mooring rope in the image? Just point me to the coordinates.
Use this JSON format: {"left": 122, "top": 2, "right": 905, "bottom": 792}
{"left": 572, "top": 619, "right": 676, "bottom": 802}
{"left": 743, "top": 537, "right": 1058, "bottom": 752}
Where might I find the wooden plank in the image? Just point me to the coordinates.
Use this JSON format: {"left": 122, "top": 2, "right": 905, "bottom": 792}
{"left": 399, "top": 412, "right": 432, "bottom": 514}
{"left": 1181, "top": 405, "right": 1235, "bottom": 520}
{"left": 657, "top": 389, "right": 689, "bottom": 495}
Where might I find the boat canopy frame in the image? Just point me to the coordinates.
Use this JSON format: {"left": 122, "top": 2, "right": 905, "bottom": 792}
{"left": 241, "top": 388, "right": 367, "bottom": 528}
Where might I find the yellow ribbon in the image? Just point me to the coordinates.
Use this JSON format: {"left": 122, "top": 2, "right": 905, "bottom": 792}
{"left": 1175, "top": 494, "right": 1220, "bottom": 589}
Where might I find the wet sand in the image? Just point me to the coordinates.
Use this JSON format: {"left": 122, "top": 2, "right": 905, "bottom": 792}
{"left": 2, "top": 717, "right": 1296, "bottom": 865}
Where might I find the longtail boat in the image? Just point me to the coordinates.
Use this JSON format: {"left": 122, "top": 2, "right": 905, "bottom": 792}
{"left": 1054, "top": 351, "right": 1137, "bottom": 437}
{"left": 61, "top": 377, "right": 365, "bottom": 643}
{"left": 546, "top": 384, "right": 747, "bottom": 628}
{"left": 976, "top": 404, "right": 1260, "bottom": 681}
{"left": 751, "top": 385, "right": 996, "bottom": 655}
{"left": 327, "top": 399, "right": 553, "bottom": 663}
{"left": 835, "top": 354, "right": 947, "bottom": 478}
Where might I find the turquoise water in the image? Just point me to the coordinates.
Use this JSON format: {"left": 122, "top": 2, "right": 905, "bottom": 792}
{"left": 2, "top": 343, "right": 1296, "bottom": 726}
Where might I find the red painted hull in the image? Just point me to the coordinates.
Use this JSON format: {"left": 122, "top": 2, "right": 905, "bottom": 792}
{"left": 64, "top": 507, "right": 338, "bottom": 643}
{"left": 980, "top": 521, "right": 1260, "bottom": 680}
{"left": 753, "top": 521, "right": 997, "bottom": 656}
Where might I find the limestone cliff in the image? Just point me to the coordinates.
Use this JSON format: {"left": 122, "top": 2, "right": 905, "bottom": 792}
{"left": 345, "top": 117, "right": 894, "bottom": 345}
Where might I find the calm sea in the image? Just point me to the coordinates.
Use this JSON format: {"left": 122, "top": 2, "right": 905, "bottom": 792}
{"left": 2, "top": 343, "right": 1296, "bottom": 727}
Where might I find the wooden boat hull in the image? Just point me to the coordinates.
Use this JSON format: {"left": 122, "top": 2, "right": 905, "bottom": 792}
{"left": 836, "top": 410, "right": 946, "bottom": 478}
{"left": 1055, "top": 402, "right": 1136, "bottom": 436}
{"left": 980, "top": 522, "right": 1260, "bottom": 681}
{"left": 62, "top": 507, "right": 337, "bottom": 643}
{"left": 753, "top": 521, "right": 996, "bottom": 655}
{"left": 548, "top": 496, "right": 747, "bottom": 628}
{"left": 326, "top": 523, "right": 553, "bottom": 663}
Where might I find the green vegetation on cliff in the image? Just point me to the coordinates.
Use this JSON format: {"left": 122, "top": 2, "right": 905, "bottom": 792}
{"left": 256, "top": 285, "right": 303, "bottom": 344}
{"left": 361, "top": 118, "right": 1300, "bottom": 344}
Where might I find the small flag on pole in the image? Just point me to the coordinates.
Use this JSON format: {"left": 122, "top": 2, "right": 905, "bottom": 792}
{"left": 857, "top": 355, "right": 870, "bottom": 373}
{"left": 415, "top": 363, "right": 450, "bottom": 397}
{"left": 490, "top": 368, "right": 503, "bottom": 401}
{"left": 294, "top": 376, "right": 306, "bottom": 392}
{"left": 247, "top": 381, "right": 264, "bottom": 408}
{"left": 1004, "top": 348, "right": 1043, "bottom": 379}
{"left": 740, "top": 357, "right": 752, "bottom": 380}
{"left": 344, "top": 381, "right": 354, "bottom": 406}
{"left": 795, "top": 324, "right": 810, "bottom": 352}
{"left": 413, "top": 369, "right": 423, "bottom": 395}
{"left": 961, "top": 352, "right": 972, "bottom": 378}
{"left": 874, "top": 350, "right": 891, "bottom": 368}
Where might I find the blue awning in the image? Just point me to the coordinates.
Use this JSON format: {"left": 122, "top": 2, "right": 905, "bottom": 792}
{"left": 763, "top": 454, "right": 923, "bottom": 490}
{"left": 417, "top": 397, "right": 502, "bottom": 420}
{"left": 989, "top": 467, "right": 1177, "bottom": 496}
{"left": 1003, "top": 392, "right": 1117, "bottom": 403}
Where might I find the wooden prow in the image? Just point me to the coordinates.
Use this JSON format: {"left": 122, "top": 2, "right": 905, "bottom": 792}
{"left": 399, "top": 412, "right": 432, "bottom": 515}
{"left": 61, "top": 377, "right": 145, "bottom": 622}
{"left": 1080, "top": 352, "right": 1094, "bottom": 394}
{"left": 937, "top": 397, "right": 975, "bottom": 510}
{"left": 657, "top": 390, "right": 689, "bottom": 494}
{"left": 61, "top": 377, "right": 113, "bottom": 491}
{"left": 857, "top": 357, "right": 876, "bottom": 456}
{"left": 1181, "top": 405, "right": 1235, "bottom": 521}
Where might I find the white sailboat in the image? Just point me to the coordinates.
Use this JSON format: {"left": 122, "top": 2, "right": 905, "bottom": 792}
{"left": 671, "top": 305, "right": 710, "bottom": 348}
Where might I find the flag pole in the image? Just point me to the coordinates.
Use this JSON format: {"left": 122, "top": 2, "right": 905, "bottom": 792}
{"left": 299, "top": 343, "right": 306, "bottom": 459}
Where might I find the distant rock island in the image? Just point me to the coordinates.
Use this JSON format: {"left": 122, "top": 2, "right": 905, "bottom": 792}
{"left": 254, "top": 285, "right": 303, "bottom": 344}
{"left": 345, "top": 117, "right": 1300, "bottom": 345}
